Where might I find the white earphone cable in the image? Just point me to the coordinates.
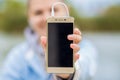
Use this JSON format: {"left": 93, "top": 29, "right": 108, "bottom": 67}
{"left": 51, "top": 2, "right": 69, "bottom": 17}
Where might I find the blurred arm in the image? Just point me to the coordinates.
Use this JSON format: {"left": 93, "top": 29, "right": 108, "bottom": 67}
{"left": 73, "top": 40, "right": 98, "bottom": 80}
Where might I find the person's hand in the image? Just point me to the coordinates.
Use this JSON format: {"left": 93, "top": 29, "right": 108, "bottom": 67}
{"left": 40, "top": 28, "right": 82, "bottom": 79}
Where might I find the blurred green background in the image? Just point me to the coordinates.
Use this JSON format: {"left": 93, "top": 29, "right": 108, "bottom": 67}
{"left": 0, "top": 0, "right": 120, "bottom": 33}
{"left": 0, "top": 0, "right": 120, "bottom": 80}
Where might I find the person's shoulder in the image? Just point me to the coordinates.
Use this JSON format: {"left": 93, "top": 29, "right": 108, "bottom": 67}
{"left": 7, "top": 41, "right": 30, "bottom": 59}
{"left": 1, "top": 42, "right": 30, "bottom": 76}
{"left": 11, "top": 41, "right": 29, "bottom": 52}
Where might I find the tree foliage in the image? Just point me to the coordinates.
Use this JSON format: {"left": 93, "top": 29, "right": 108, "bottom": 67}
{"left": 0, "top": 1, "right": 120, "bottom": 33}
{"left": 0, "top": 0, "right": 27, "bottom": 33}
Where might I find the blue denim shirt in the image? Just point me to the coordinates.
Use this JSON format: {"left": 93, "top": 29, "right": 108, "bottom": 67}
{"left": 0, "top": 28, "right": 97, "bottom": 80}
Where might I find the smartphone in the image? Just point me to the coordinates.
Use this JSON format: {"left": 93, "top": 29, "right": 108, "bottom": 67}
{"left": 46, "top": 17, "right": 74, "bottom": 73}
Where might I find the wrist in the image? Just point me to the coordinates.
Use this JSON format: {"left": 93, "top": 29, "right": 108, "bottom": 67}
{"left": 56, "top": 74, "right": 70, "bottom": 79}
{"left": 56, "top": 72, "right": 75, "bottom": 80}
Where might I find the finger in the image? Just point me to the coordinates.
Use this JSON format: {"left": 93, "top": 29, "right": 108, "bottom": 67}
{"left": 74, "top": 28, "right": 81, "bottom": 35}
{"left": 74, "top": 53, "right": 80, "bottom": 62}
{"left": 68, "top": 34, "right": 82, "bottom": 44}
{"left": 40, "top": 36, "right": 47, "bottom": 49}
{"left": 70, "top": 43, "right": 80, "bottom": 53}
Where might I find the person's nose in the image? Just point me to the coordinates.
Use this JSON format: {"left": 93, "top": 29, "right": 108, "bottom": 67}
{"left": 43, "top": 12, "right": 51, "bottom": 21}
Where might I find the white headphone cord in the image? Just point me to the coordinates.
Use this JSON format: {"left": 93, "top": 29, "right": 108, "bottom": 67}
{"left": 51, "top": 2, "right": 69, "bottom": 17}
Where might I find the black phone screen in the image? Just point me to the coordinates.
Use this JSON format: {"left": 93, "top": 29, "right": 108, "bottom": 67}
{"left": 48, "top": 23, "right": 73, "bottom": 67}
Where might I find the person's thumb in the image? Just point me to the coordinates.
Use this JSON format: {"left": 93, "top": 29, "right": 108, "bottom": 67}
{"left": 40, "top": 36, "right": 47, "bottom": 52}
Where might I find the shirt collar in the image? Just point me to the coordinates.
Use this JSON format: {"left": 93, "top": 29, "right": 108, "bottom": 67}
{"left": 24, "top": 27, "right": 45, "bottom": 56}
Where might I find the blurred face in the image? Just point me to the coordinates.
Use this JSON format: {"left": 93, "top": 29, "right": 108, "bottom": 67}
{"left": 28, "top": 0, "right": 66, "bottom": 36}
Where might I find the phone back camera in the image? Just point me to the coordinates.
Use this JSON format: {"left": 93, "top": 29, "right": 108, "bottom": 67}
{"left": 64, "top": 19, "right": 66, "bottom": 21}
